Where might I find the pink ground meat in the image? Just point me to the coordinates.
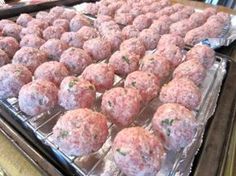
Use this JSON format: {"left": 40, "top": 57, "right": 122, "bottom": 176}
{"left": 133, "top": 15, "right": 152, "bottom": 31}
{"left": 157, "top": 34, "right": 185, "bottom": 50}
{"left": 0, "top": 20, "right": 14, "bottom": 31}
{"left": 70, "top": 14, "right": 91, "bottom": 32}
{"left": 53, "top": 19, "right": 70, "bottom": 31}
{"left": 49, "top": 6, "right": 65, "bottom": 17}
{"left": 103, "top": 31, "right": 124, "bottom": 52}
{"left": 84, "top": 3, "right": 99, "bottom": 16}
{"left": 169, "top": 19, "right": 192, "bottom": 37}
{"left": 114, "top": 13, "right": 134, "bottom": 25}
{"left": 27, "top": 19, "right": 49, "bottom": 30}
{"left": 94, "top": 15, "right": 113, "bottom": 29}
{"left": 43, "top": 26, "right": 65, "bottom": 40}
{"left": 60, "top": 32, "right": 84, "bottom": 48}
{"left": 184, "top": 26, "right": 209, "bottom": 46}
{"left": 0, "top": 49, "right": 10, "bottom": 67}
{"left": 77, "top": 26, "right": 99, "bottom": 41}
{"left": 2, "top": 23, "right": 22, "bottom": 41}
{"left": 0, "top": 37, "right": 19, "bottom": 58}
{"left": 20, "top": 26, "right": 42, "bottom": 39}
{"left": 122, "top": 25, "right": 139, "bottom": 39}
{"left": 138, "top": 28, "right": 160, "bottom": 50}
{"left": 60, "top": 10, "right": 77, "bottom": 21}
{"left": 120, "top": 38, "right": 145, "bottom": 57}
{"left": 189, "top": 12, "right": 208, "bottom": 28}
{"left": 20, "top": 34, "right": 45, "bottom": 49}
{"left": 16, "top": 13, "right": 33, "bottom": 27}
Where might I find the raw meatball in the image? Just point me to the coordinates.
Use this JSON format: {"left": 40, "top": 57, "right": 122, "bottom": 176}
{"left": 149, "top": 18, "right": 170, "bottom": 35}
{"left": 34, "top": 61, "right": 69, "bottom": 86}
{"left": 125, "top": 71, "right": 160, "bottom": 102}
{"left": 27, "top": 19, "right": 49, "bottom": 30}
{"left": 53, "top": 19, "right": 70, "bottom": 31}
{"left": 12, "top": 47, "right": 48, "bottom": 72}
{"left": 101, "top": 87, "right": 142, "bottom": 126}
{"left": 98, "top": 21, "right": 121, "bottom": 36}
{"left": 70, "top": 14, "right": 91, "bottom": 32}
{"left": 35, "top": 11, "right": 48, "bottom": 20}
{"left": 159, "top": 78, "right": 201, "bottom": 109}
{"left": 169, "top": 19, "right": 192, "bottom": 37}
{"left": 51, "top": 108, "right": 108, "bottom": 156}
{"left": 43, "top": 26, "right": 65, "bottom": 40}
{"left": 20, "top": 34, "right": 45, "bottom": 49}
{"left": 138, "top": 28, "right": 160, "bottom": 50}
{"left": 83, "top": 37, "right": 112, "bottom": 62}
{"left": 109, "top": 50, "right": 140, "bottom": 77}
{"left": 0, "top": 64, "right": 32, "bottom": 99}
{"left": 129, "top": 6, "right": 143, "bottom": 18}
{"left": 145, "top": 12, "right": 157, "bottom": 20}
{"left": 173, "top": 59, "right": 206, "bottom": 85}
{"left": 122, "top": 25, "right": 139, "bottom": 39}
{"left": 202, "top": 7, "right": 217, "bottom": 18}
{"left": 184, "top": 27, "right": 209, "bottom": 46}
{"left": 18, "top": 79, "right": 58, "bottom": 116}
{"left": 0, "top": 49, "right": 10, "bottom": 67}
{"left": 0, "top": 37, "right": 19, "bottom": 58}
{"left": 20, "top": 26, "right": 42, "bottom": 39}
{"left": 81, "top": 63, "right": 115, "bottom": 92}
{"left": 112, "top": 127, "right": 165, "bottom": 176}
{"left": 156, "top": 45, "right": 184, "bottom": 67}
{"left": 77, "top": 26, "right": 99, "bottom": 41}
{"left": 120, "top": 38, "right": 145, "bottom": 57}
{"left": 152, "top": 103, "right": 197, "bottom": 151}
{"left": 114, "top": 13, "right": 134, "bottom": 25}
{"left": 103, "top": 31, "right": 124, "bottom": 51}
{"left": 60, "top": 32, "right": 84, "bottom": 48}
{"left": 60, "top": 47, "right": 92, "bottom": 75}
{"left": 171, "top": 3, "right": 185, "bottom": 11}
{"left": 157, "top": 34, "right": 185, "bottom": 50}
{"left": 133, "top": 15, "right": 152, "bottom": 31}
{"left": 94, "top": 15, "right": 113, "bottom": 29}
{"left": 16, "top": 13, "right": 33, "bottom": 27}
{"left": 49, "top": 6, "right": 65, "bottom": 17}
{"left": 60, "top": 10, "right": 77, "bottom": 21}
{"left": 40, "top": 39, "right": 68, "bottom": 60}
{"left": 139, "top": 54, "right": 171, "bottom": 80}
{"left": 116, "top": 4, "right": 131, "bottom": 14}
{"left": 189, "top": 12, "right": 208, "bottom": 28}
{"left": 84, "top": 3, "right": 99, "bottom": 16}
{"left": 2, "top": 23, "right": 22, "bottom": 41}
{"left": 58, "top": 76, "right": 96, "bottom": 110}
{"left": 186, "top": 45, "right": 215, "bottom": 69}
{"left": 0, "top": 20, "right": 14, "bottom": 31}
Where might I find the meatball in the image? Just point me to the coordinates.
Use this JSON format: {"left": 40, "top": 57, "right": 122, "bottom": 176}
{"left": 43, "top": 26, "right": 65, "bottom": 40}
{"left": 77, "top": 26, "right": 99, "bottom": 41}
{"left": 112, "top": 127, "right": 165, "bottom": 176}
{"left": 35, "top": 11, "right": 49, "bottom": 20}
{"left": 109, "top": 50, "right": 140, "bottom": 77}
{"left": 186, "top": 45, "right": 215, "bottom": 69}
{"left": 58, "top": 76, "right": 96, "bottom": 110}
{"left": 101, "top": 87, "right": 142, "bottom": 126}
{"left": 173, "top": 59, "right": 206, "bottom": 85}
{"left": 149, "top": 19, "right": 170, "bottom": 35}
{"left": 157, "top": 34, "right": 185, "bottom": 50}
{"left": 171, "top": 3, "right": 185, "bottom": 11}
{"left": 160, "top": 78, "right": 201, "bottom": 109}
{"left": 138, "top": 28, "right": 160, "bottom": 50}
{"left": 84, "top": 3, "right": 99, "bottom": 16}
{"left": 122, "top": 25, "right": 139, "bottom": 39}
{"left": 53, "top": 19, "right": 70, "bottom": 31}
{"left": 40, "top": 39, "right": 68, "bottom": 60}
{"left": 169, "top": 19, "right": 192, "bottom": 37}
{"left": 83, "top": 37, "right": 112, "bottom": 62}
{"left": 27, "top": 19, "right": 49, "bottom": 30}
{"left": 34, "top": 61, "right": 69, "bottom": 86}
{"left": 120, "top": 38, "right": 145, "bottom": 57}
{"left": 81, "top": 63, "right": 115, "bottom": 92}
{"left": 20, "top": 34, "right": 45, "bottom": 49}
{"left": 60, "top": 10, "right": 77, "bottom": 21}
{"left": 60, "top": 32, "right": 84, "bottom": 48}
{"left": 133, "top": 15, "right": 152, "bottom": 31}
{"left": 70, "top": 14, "right": 91, "bottom": 32}
{"left": 51, "top": 108, "right": 108, "bottom": 156}
{"left": 139, "top": 54, "right": 171, "bottom": 80}
{"left": 16, "top": 13, "right": 33, "bottom": 27}
{"left": 94, "top": 15, "right": 113, "bottom": 29}
{"left": 202, "top": 7, "right": 217, "bottom": 18}
{"left": 189, "top": 12, "right": 208, "bottom": 28}
{"left": 0, "top": 49, "right": 10, "bottom": 67}
{"left": 184, "top": 27, "right": 209, "bottom": 46}
{"left": 0, "top": 64, "right": 32, "bottom": 99}
{"left": 0, "top": 37, "right": 19, "bottom": 58}
{"left": 0, "top": 20, "right": 14, "bottom": 31}
{"left": 18, "top": 79, "right": 58, "bottom": 116}
{"left": 20, "top": 26, "right": 42, "bottom": 39}
{"left": 98, "top": 21, "right": 121, "bottom": 36}
{"left": 49, "top": 6, "right": 64, "bottom": 17}
{"left": 125, "top": 71, "right": 160, "bottom": 103}
{"left": 103, "top": 31, "right": 124, "bottom": 52}
{"left": 114, "top": 13, "right": 134, "bottom": 25}
{"left": 2, "top": 23, "right": 22, "bottom": 41}
{"left": 152, "top": 103, "right": 197, "bottom": 151}
{"left": 60, "top": 47, "right": 92, "bottom": 75}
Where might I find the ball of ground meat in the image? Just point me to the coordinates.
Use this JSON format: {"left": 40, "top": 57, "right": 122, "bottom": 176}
{"left": 81, "top": 63, "right": 114, "bottom": 92}
{"left": 70, "top": 14, "right": 91, "bottom": 32}
{"left": 34, "top": 61, "right": 69, "bottom": 86}
{"left": 186, "top": 45, "right": 215, "bottom": 69}
{"left": 58, "top": 76, "right": 96, "bottom": 110}
{"left": 53, "top": 19, "right": 70, "bottom": 31}
{"left": 60, "top": 47, "right": 92, "bottom": 75}
{"left": 112, "top": 127, "right": 165, "bottom": 176}
{"left": 12, "top": 47, "right": 48, "bottom": 72}
{"left": 138, "top": 28, "right": 160, "bottom": 50}
{"left": 133, "top": 15, "right": 152, "bottom": 31}
{"left": 152, "top": 103, "right": 197, "bottom": 151}
{"left": 2, "top": 23, "right": 22, "bottom": 41}
{"left": 103, "top": 31, "right": 124, "bottom": 51}
{"left": 0, "top": 37, "right": 19, "bottom": 58}
{"left": 116, "top": 4, "right": 131, "bottom": 14}
{"left": 169, "top": 11, "right": 190, "bottom": 23}
{"left": 98, "top": 21, "right": 121, "bottom": 36}
{"left": 129, "top": 6, "right": 143, "bottom": 18}
{"left": 0, "top": 49, "right": 10, "bottom": 67}
{"left": 43, "top": 26, "right": 65, "bottom": 40}
{"left": 160, "top": 77, "right": 201, "bottom": 109}
{"left": 145, "top": 12, "right": 157, "bottom": 20}
{"left": 51, "top": 108, "right": 108, "bottom": 156}
{"left": 122, "top": 25, "right": 139, "bottom": 39}
{"left": 40, "top": 39, "right": 68, "bottom": 60}
{"left": 27, "top": 19, "right": 49, "bottom": 30}
{"left": 98, "top": 4, "right": 116, "bottom": 17}
{"left": 124, "top": 71, "right": 160, "bottom": 103}
{"left": 0, "top": 64, "right": 32, "bottom": 99}
{"left": 35, "top": 11, "right": 48, "bottom": 20}
{"left": 173, "top": 59, "right": 206, "bottom": 86}
{"left": 60, "top": 32, "right": 84, "bottom": 48}
{"left": 169, "top": 19, "right": 192, "bottom": 38}
{"left": 189, "top": 12, "right": 208, "bottom": 28}
{"left": 139, "top": 54, "right": 171, "bottom": 80}
{"left": 101, "top": 87, "right": 142, "bottom": 126}
{"left": 171, "top": 3, "right": 185, "bottom": 11}
{"left": 83, "top": 37, "right": 112, "bottom": 62}
{"left": 84, "top": 3, "right": 99, "bottom": 16}
{"left": 114, "top": 13, "right": 134, "bottom": 26}
{"left": 20, "top": 26, "right": 42, "bottom": 39}
{"left": 60, "top": 10, "right": 77, "bottom": 21}
{"left": 20, "top": 34, "right": 45, "bottom": 49}
{"left": 0, "top": 20, "right": 14, "bottom": 31}
{"left": 18, "top": 79, "right": 58, "bottom": 116}
{"left": 49, "top": 6, "right": 65, "bottom": 17}
{"left": 120, "top": 38, "right": 145, "bottom": 57}
{"left": 77, "top": 26, "right": 99, "bottom": 41}
{"left": 156, "top": 45, "right": 184, "bottom": 67}
{"left": 184, "top": 27, "right": 209, "bottom": 46}
{"left": 202, "top": 7, "right": 217, "bottom": 18}
{"left": 109, "top": 50, "right": 140, "bottom": 77}
{"left": 94, "top": 15, "right": 113, "bottom": 29}
{"left": 157, "top": 34, "right": 185, "bottom": 50}
{"left": 16, "top": 13, "right": 33, "bottom": 27}
{"left": 216, "top": 12, "right": 231, "bottom": 25}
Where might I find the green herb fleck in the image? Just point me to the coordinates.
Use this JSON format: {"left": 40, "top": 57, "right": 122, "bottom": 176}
{"left": 161, "top": 119, "right": 174, "bottom": 126}
{"left": 116, "top": 148, "right": 127, "bottom": 156}
{"left": 15, "top": 69, "right": 22, "bottom": 75}
{"left": 131, "top": 81, "right": 136, "bottom": 87}
{"left": 108, "top": 101, "right": 112, "bottom": 107}
{"left": 122, "top": 56, "right": 130, "bottom": 64}
{"left": 68, "top": 79, "right": 78, "bottom": 88}
{"left": 59, "top": 130, "right": 69, "bottom": 139}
